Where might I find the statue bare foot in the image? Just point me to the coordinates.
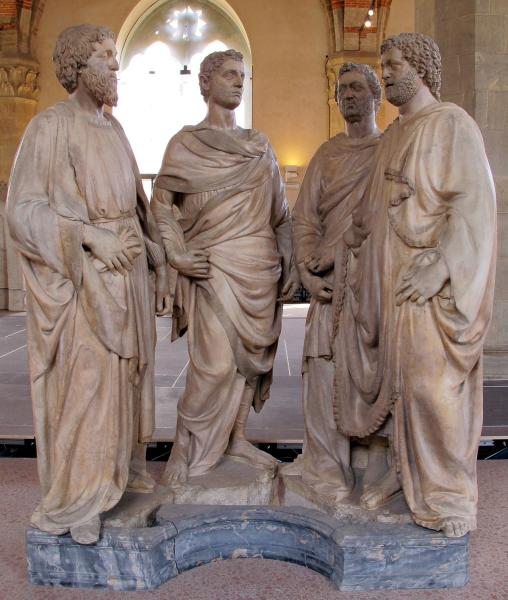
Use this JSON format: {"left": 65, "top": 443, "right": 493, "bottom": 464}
{"left": 70, "top": 515, "right": 101, "bottom": 545}
{"left": 441, "top": 518, "right": 471, "bottom": 538}
{"left": 126, "top": 470, "right": 156, "bottom": 494}
{"left": 360, "top": 466, "right": 401, "bottom": 510}
{"left": 226, "top": 437, "right": 277, "bottom": 471}
{"left": 160, "top": 452, "right": 189, "bottom": 486}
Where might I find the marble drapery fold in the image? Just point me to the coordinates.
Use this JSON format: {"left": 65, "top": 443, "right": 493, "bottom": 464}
{"left": 7, "top": 101, "right": 165, "bottom": 534}
{"left": 153, "top": 126, "right": 291, "bottom": 476}
{"left": 292, "top": 132, "right": 381, "bottom": 497}
{"left": 334, "top": 103, "right": 496, "bottom": 532}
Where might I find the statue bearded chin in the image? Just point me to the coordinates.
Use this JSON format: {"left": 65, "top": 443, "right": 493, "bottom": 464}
{"left": 385, "top": 69, "right": 419, "bottom": 107}
{"left": 81, "top": 66, "right": 119, "bottom": 107}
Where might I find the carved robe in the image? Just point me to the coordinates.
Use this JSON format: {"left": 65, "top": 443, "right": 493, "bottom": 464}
{"left": 7, "top": 101, "right": 165, "bottom": 534}
{"left": 334, "top": 103, "right": 496, "bottom": 531}
{"left": 292, "top": 132, "right": 380, "bottom": 497}
{"left": 153, "top": 126, "right": 291, "bottom": 477}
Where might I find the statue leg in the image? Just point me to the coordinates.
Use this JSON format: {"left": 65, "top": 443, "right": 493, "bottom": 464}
{"left": 360, "top": 427, "right": 402, "bottom": 510}
{"left": 225, "top": 384, "right": 277, "bottom": 471}
{"left": 127, "top": 442, "right": 156, "bottom": 493}
{"left": 160, "top": 418, "right": 191, "bottom": 485}
{"left": 296, "top": 357, "right": 354, "bottom": 501}
{"left": 127, "top": 386, "right": 156, "bottom": 493}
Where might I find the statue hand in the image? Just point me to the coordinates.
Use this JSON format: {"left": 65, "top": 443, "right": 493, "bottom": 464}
{"left": 278, "top": 266, "right": 300, "bottom": 302}
{"left": 300, "top": 268, "right": 333, "bottom": 303}
{"left": 304, "top": 249, "right": 334, "bottom": 274}
{"left": 343, "top": 222, "right": 368, "bottom": 249}
{"left": 83, "top": 225, "right": 142, "bottom": 275}
{"left": 395, "top": 257, "right": 449, "bottom": 306}
{"left": 170, "top": 249, "right": 211, "bottom": 279}
{"left": 155, "top": 265, "right": 172, "bottom": 316}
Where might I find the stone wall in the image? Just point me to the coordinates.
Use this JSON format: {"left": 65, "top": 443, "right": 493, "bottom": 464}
{"left": 416, "top": 0, "right": 508, "bottom": 379}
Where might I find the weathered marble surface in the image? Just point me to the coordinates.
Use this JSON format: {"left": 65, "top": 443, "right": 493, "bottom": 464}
{"left": 279, "top": 470, "right": 412, "bottom": 525}
{"left": 170, "top": 456, "right": 277, "bottom": 506}
{"left": 26, "top": 504, "right": 469, "bottom": 591}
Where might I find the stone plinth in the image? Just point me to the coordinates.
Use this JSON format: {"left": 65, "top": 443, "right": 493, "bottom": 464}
{"left": 170, "top": 456, "right": 278, "bottom": 505}
{"left": 26, "top": 504, "right": 469, "bottom": 591}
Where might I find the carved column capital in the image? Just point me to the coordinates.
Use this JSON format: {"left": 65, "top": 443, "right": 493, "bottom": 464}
{"left": 0, "top": 57, "right": 40, "bottom": 100}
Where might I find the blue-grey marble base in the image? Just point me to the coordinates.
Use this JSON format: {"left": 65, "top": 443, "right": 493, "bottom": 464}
{"left": 26, "top": 505, "right": 468, "bottom": 591}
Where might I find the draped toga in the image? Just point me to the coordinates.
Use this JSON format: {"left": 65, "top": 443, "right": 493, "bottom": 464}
{"left": 153, "top": 125, "right": 291, "bottom": 477}
{"left": 292, "top": 132, "right": 381, "bottom": 497}
{"left": 7, "top": 101, "right": 165, "bottom": 534}
{"left": 334, "top": 103, "right": 496, "bottom": 531}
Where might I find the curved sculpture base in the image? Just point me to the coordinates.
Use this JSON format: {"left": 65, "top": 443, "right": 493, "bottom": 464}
{"left": 26, "top": 505, "right": 468, "bottom": 591}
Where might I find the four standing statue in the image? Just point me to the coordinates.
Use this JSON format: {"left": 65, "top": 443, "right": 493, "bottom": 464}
{"left": 7, "top": 25, "right": 170, "bottom": 544}
{"left": 7, "top": 24, "right": 496, "bottom": 546}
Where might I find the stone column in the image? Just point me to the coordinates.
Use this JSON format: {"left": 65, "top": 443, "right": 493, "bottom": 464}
{"left": 417, "top": 0, "right": 508, "bottom": 379}
{"left": 0, "top": 0, "right": 44, "bottom": 310}
{"left": 0, "top": 58, "right": 39, "bottom": 310}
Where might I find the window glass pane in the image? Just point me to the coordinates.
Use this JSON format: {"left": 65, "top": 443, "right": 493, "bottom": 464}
{"left": 114, "top": 0, "right": 252, "bottom": 175}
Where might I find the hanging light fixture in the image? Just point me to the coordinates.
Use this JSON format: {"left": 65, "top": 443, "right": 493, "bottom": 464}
{"left": 364, "top": 1, "right": 375, "bottom": 27}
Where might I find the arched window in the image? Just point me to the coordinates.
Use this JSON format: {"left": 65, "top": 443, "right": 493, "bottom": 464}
{"left": 114, "top": 0, "right": 252, "bottom": 184}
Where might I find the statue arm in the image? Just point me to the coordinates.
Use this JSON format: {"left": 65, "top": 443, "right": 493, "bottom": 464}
{"left": 291, "top": 150, "right": 326, "bottom": 268}
{"left": 269, "top": 155, "right": 294, "bottom": 290}
{"left": 435, "top": 114, "right": 496, "bottom": 324}
{"left": 151, "top": 185, "right": 210, "bottom": 279}
{"left": 6, "top": 112, "right": 83, "bottom": 280}
{"left": 396, "top": 111, "right": 496, "bottom": 323}
{"left": 151, "top": 186, "right": 187, "bottom": 264}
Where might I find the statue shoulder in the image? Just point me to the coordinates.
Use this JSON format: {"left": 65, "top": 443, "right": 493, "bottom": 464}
{"left": 23, "top": 102, "right": 71, "bottom": 138}
{"left": 423, "top": 102, "right": 482, "bottom": 141}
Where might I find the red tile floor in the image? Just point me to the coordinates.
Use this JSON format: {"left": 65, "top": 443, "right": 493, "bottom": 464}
{"left": 0, "top": 458, "right": 507, "bottom": 600}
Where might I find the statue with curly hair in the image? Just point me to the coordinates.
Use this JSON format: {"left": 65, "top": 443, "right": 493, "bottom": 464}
{"left": 333, "top": 32, "right": 496, "bottom": 538}
{"left": 152, "top": 50, "right": 296, "bottom": 485}
{"left": 7, "top": 24, "right": 170, "bottom": 544}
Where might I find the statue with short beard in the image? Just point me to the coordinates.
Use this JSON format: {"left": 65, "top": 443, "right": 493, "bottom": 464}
{"left": 334, "top": 33, "right": 496, "bottom": 538}
{"left": 7, "top": 24, "right": 171, "bottom": 544}
{"left": 281, "top": 63, "right": 382, "bottom": 505}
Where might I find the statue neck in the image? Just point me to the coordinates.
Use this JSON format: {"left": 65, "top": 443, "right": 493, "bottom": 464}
{"left": 344, "top": 112, "right": 379, "bottom": 139}
{"left": 202, "top": 101, "right": 237, "bottom": 130}
{"left": 398, "top": 86, "right": 438, "bottom": 121}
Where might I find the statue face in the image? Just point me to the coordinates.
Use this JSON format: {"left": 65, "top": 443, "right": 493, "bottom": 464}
{"left": 381, "top": 47, "right": 421, "bottom": 107}
{"left": 80, "top": 37, "right": 119, "bottom": 107}
{"left": 206, "top": 59, "right": 245, "bottom": 110}
{"left": 337, "top": 70, "right": 375, "bottom": 123}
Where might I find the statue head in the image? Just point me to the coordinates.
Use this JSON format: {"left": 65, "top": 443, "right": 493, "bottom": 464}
{"left": 53, "top": 24, "right": 119, "bottom": 107}
{"left": 199, "top": 49, "right": 244, "bottom": 108}
{"left": 336, "top": 62, "right": 381, "bottom": 123}
{"left": 380, "top": 32, "right": 441, "bottom": 106}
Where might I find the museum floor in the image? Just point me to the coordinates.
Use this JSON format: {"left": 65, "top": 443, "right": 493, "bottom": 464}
{"left": 1, "top": 309, "right": 508, "bottom": 442}
{"left": 0, "top": 458, "right": 506, "bottom": 599}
